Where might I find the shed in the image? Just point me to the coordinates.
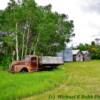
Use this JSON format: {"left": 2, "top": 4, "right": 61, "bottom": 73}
{"left": 63, "top": 48, "right": 73, "bottom": 61}
{"left": 72, "top": 50, "right": 83, "bottom": 61}
{"left": 56, "top": 48, "right": 73, "bottom": 62}
{"left": 82, "top": 51, "right": 91, "bottom": 61}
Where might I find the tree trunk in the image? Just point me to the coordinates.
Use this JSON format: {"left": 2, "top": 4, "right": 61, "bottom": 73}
{"left": 21, "top": 30, "right": 25, "bottom": 60}
{"left": 15, "top": 22, "right": 19, "bottom": 60}
{"left": 33, "top": 33, "right": 40, "bottom": 55}
{"left": 29, "top": 41, "right": 34, "bottom": 55}
{"left": 25, "top": 27, "right": 30, "bottom": 56}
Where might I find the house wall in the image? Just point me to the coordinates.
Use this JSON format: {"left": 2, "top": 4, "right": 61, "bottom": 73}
{"left": 73, "top": 52, "right": 83, "bottom": 61}
{"left": 83, "top": 54, "right": 91, "bottom": 61}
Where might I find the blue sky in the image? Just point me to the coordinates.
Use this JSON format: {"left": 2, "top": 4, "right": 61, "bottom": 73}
{"left": 0, "top": 0, "right": 100, "bottom": 46}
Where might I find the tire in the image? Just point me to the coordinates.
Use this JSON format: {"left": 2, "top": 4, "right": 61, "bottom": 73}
{"left": 20, "top": 68, "right": 28, "bottom": 73}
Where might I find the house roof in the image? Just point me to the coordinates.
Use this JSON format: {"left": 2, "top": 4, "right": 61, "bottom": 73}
{"left": 72, "top": 50, "right": 80, "bottom": 55}
{"left": 82, "top": 51, "right": 89, "bottom": 54}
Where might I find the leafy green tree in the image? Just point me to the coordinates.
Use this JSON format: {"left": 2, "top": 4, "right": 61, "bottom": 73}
{"left": 76, "top": 43, "right": 90, "bottom": 51}
{"left": 0, "top": 0, "right": 74, "bottom": 62}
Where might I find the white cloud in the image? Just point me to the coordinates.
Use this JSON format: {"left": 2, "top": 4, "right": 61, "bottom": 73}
{"left": 0, "top": 0, "right": 9, "bottom": 10}
{"left": 81, "top": 0, "right": 100, "bottom": 13}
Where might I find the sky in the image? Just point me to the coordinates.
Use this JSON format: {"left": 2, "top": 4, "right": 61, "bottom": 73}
{"left": 0, "top": 0, "right": 100, "bottom": 46}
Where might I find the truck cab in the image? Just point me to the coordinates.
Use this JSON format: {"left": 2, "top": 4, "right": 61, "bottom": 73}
{"left": 10, "top": 55, "right": 39, "bottom": 73}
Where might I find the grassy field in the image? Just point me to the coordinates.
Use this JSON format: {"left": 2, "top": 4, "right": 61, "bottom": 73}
{"left": 25, "top": 61, "right": 100, "bottom": 100}
{"left": 0, "top": 66, "right": 66, "bottom": 100}
{"left": 0, "top": 61, "right": 100, "bottom": 100}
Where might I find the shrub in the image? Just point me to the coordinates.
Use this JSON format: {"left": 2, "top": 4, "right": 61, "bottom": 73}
{"left": 0, "top": 55, "right": 11, "bottom": 70}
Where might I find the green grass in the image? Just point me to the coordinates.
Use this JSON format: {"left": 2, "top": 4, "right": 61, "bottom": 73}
{"left": 25, "top": 60, "right": 100, "bottom": 100}
{"left": 1, "top": 61, "right": 100, "bottom": 100}
{"left": 0, "top": 66, "right": 66, "bottom": 100}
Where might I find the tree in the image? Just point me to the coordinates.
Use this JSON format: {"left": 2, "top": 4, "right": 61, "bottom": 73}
{"left": 0, "top": 0, "right": 74, "bottom": 62}
{"left": 34, "top": 6, "right": 74, "bottom": 55}
{"left": 76, "top": 43, "right": 89, "bottom": 51}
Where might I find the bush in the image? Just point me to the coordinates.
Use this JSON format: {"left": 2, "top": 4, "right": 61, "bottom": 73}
{"left": 0, "top": 55, "right": 11, "bottom": 70}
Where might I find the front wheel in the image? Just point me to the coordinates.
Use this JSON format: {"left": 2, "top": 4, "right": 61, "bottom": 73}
{"left": 20, "top": 68, "right": 28, "bottom": 73}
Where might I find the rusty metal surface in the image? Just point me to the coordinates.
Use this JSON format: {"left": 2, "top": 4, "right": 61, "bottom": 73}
{"left": 10, "top": 56, "right": 38, "bottom": 73}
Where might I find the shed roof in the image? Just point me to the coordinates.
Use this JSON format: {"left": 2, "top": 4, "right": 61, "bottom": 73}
{"left": 82, "top": 51, "right": 89, "bottom": 54}
{"left": 72, "top": 50, "right": 80, "bottom": 55}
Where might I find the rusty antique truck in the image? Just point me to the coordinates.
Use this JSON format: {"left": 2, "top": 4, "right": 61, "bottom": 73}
{"left": 9, "top": 55, "right": 64, "bottom": 73}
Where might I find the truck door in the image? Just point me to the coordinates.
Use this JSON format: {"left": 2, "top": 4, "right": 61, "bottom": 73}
{"left": 31, "top": 56, "right": 38, "bottom": 70}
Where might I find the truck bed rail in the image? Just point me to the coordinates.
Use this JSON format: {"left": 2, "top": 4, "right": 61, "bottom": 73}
{"left": 40, "top": 56, "right": 64, "bottom": 65}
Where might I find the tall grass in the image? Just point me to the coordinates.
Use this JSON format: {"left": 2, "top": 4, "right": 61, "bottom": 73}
{"left": 28, "top": 60, "right": 100, "bottom": 100}
{"left": 0, "top": 66, "right": 66, "bottom": 100}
